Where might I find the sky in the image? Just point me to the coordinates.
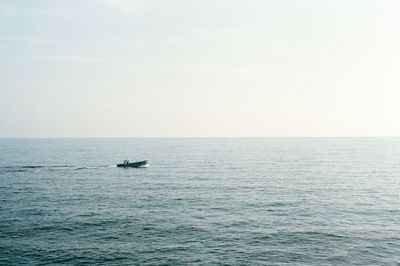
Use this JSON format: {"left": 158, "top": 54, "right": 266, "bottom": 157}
{"left": 0, "top": 0, "right": 400, "bottom": 137}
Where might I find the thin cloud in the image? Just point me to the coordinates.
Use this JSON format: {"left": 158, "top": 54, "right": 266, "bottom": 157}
{"left": 0, "top": 4, "right": 68, "bottom": 17}
{"left": 0, "top": 36, "right": 58, "bottom": 45}
{"left": 32, "top": 54, "right": 107, "bottom": 63}
{"left": 103, "top": 0, "right": 137, "bottom": 14}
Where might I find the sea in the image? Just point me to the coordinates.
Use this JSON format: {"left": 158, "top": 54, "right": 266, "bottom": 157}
{"left": 0, "top": 138, "right": 399, "bottom": 265}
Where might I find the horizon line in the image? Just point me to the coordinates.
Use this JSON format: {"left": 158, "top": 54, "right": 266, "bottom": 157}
{"left": 0, "top": 136, "right": 399, "bottom": 139}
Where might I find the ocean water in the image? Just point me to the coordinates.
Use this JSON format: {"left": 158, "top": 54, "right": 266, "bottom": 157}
{"left": 0, "top": 138, "right": 399, "bottom": 265}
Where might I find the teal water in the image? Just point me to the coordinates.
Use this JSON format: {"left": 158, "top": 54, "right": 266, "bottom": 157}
{"left": 1, "top": 138, "right": 399, "bottom": 265}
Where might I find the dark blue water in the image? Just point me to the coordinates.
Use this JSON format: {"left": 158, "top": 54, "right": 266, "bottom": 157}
{"left": 1, "top": 138, "right": 399, "bottom": 265}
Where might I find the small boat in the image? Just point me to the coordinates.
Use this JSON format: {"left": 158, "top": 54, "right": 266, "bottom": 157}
{"left": 117, "top": 160, "right": 149, "bottom": 168}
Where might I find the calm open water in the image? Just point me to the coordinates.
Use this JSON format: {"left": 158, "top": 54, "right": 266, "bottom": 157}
{"left": 0, "top": 138, "right": 399, "bottom": 265}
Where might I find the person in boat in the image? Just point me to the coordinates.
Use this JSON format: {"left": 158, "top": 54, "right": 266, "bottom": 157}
{"left": 124, "top": 160, "right": 129, "bottom": 164}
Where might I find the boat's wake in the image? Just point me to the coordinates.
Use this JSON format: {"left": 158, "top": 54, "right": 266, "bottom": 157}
{"left": 0, "top": 164, "right": 134, "bottom": 173}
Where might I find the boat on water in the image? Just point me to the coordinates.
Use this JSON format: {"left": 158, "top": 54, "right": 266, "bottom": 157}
{"left": 117, "top": 160, "right": 149, "bottom": 168}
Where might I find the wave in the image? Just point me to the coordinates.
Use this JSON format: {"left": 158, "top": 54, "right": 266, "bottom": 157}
{"left": 76, "top": 165, "right": 118, "bottom": 170}
{"left": 1, "top": 165, "right": 74, "bottom": 169}
{"left": 0, "top": 169, "right": 28, "bottom": 173}
{"left": 0, "top": 164, "right": 121, "bottom": 173}
{"left": 20, "top": 165, "right": 44, "bottom": 169}
{"left": 1, "top": 163, "right": 150, "bottom": 173}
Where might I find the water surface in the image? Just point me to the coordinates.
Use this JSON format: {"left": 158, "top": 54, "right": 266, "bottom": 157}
{"left": 1, "top": 138, "right": 399, "bottom": 264}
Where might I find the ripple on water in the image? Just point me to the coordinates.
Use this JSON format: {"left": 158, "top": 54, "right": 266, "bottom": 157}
{"left": 0, "top": 138, "right": 400, "bottom": 264}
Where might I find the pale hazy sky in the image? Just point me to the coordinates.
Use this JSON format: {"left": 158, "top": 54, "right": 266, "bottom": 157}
{"left": 1, "top": 0, "right": 399, "bottom": 137}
